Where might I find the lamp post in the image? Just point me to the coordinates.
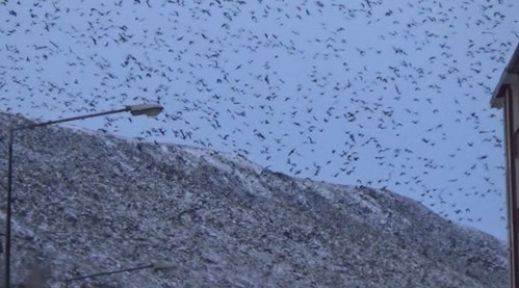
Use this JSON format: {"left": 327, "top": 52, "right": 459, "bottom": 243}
{"left": 3, "top": 103, "right": 164, "bottom": 288}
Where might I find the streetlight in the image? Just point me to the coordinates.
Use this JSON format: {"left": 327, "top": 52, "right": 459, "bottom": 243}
{"left": 63, "top": 261, "right": 175, "bottom": 286}
{"left": 3, "top": 103, "right": 164, "bottom": 288}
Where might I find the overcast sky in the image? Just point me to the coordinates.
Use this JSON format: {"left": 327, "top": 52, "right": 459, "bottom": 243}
{"left": 1, "top": 0, "right": 519, "bottom": 240}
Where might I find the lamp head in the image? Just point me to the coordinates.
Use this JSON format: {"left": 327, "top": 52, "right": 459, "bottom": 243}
{"left": 127, "top": 103, "right": 164, "bottom": 117}
{"left": 152, "top": 261, "right": 175, "bottom": 272}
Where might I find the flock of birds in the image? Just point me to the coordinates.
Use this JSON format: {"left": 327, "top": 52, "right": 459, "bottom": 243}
{"left": 0, "top": 0, "right": 518, "bottom": 239}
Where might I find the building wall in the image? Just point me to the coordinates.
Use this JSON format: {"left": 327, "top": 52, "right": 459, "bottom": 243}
{"left": 509, "top": 74, "right": 519, "bottom": 210}
{"left": 504, "top": 72, "right": 519, "bottom": 288}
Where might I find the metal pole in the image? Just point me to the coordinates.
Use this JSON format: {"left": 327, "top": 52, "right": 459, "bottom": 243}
{"left": 4, "top": 128, "right": 13, "bottom": 288}
{"left": 19, "top": 107, "right": 129, "bottom": 130}
{"left": 63, "top": 263, "right": 153, "bottom": 284}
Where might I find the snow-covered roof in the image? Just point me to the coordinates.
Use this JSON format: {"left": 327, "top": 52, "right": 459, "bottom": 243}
{"left": 491, "top": 42, "right": 519, "bottom": 108}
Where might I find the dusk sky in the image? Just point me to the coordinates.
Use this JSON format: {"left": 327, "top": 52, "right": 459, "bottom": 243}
{"left": 1, "top": 0, "right": 519, "bottom": 240}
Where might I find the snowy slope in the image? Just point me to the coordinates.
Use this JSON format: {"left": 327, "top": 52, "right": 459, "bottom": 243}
{"left": 0, "top": 112, "right": 508, "bottom": 287}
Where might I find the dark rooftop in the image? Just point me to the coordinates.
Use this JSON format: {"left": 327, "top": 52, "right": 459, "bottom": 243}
{"left": 491, "top": 42, "right": 519, "bottom": 108}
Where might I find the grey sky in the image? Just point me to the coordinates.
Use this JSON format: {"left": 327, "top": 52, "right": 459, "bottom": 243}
{"left": 1, "top": 0, "right": 518, "bottom": 240}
